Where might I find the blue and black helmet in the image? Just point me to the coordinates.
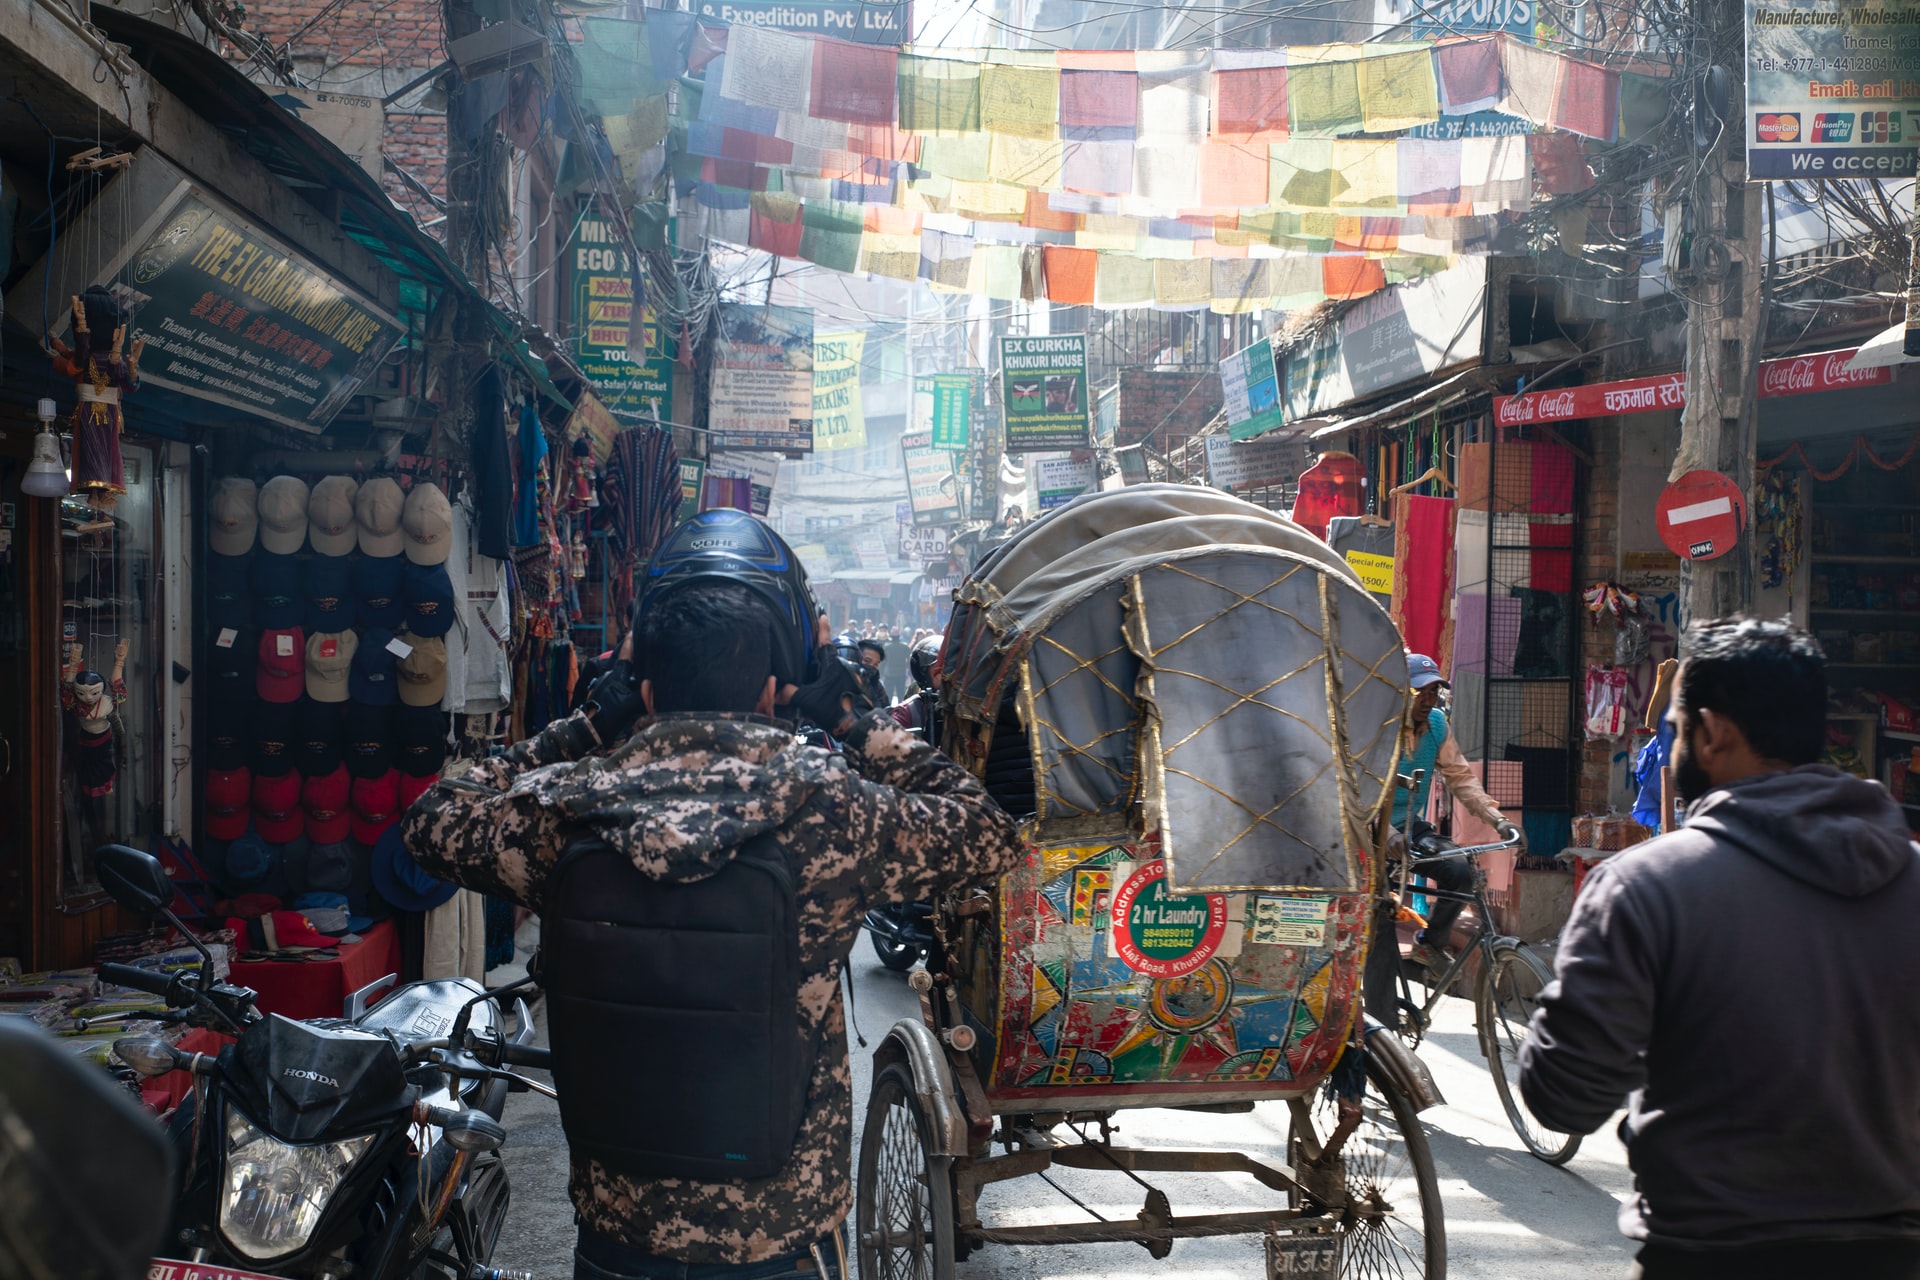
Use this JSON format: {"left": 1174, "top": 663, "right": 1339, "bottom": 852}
{"left": 638, "top": 508, "right": 820, "bottom": 687}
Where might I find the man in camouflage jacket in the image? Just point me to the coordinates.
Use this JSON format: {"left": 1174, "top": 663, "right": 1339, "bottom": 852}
{"left": 401, "top": 588, "right": 1023, "bottom": 1275}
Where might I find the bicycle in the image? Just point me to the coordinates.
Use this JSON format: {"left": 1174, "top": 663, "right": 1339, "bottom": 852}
{"left": 1386, "top": 819, "right": 1584, "bottom": 1166}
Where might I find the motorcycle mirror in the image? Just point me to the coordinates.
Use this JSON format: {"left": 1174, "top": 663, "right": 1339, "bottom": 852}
{"left": 113, "top": 1036, "right": 184, "bottom": 1078}
{"left": 441, "top": 1110, "right": 507, "bottom": 1154}
{"left": 95, "top": 845, "right": 171, "bottom": 917}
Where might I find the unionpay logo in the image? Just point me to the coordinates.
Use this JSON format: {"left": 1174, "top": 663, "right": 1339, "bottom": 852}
{"left": 1756, "top": 113, "right": 1801, "bottom": 142}
{"left": 1814, "top": 113, "right": 1855, "bottom": 143}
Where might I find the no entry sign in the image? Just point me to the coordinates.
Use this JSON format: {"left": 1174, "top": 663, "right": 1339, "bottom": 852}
{"left": 1656, "top": 470, "right": 1746, "bottom": 561}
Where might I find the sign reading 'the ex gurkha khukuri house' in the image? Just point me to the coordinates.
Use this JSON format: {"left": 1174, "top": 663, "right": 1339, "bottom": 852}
{"left": 999, "top": 334, "right": 1090, "bottom": 452}
{"left": 124, "top": 192, "right": 404, "bottom": 432}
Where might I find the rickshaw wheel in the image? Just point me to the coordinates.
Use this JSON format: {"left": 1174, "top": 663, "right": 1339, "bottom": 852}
{"left": 1477, "top": 944, "right": 1582, "bottom": 1166}
{"left": 856, "top": 1063, "right": 956, "bottom": 1280}
{"left": 1286, "top": 1056, "right": 1446, "bottom": 1278}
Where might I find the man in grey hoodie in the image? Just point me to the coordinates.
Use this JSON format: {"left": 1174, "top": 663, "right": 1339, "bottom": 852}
{"left": 1520, "top": 617, "right": 1920, "bottom": 1280}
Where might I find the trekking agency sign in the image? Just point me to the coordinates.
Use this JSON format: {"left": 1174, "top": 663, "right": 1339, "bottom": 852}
{"left": 999, "top": 334, "right": 1090, "bottom": 452}
{"left": 692, "top": 0, "right": 911, "bottom": 45}
{"left": 901, "top": 431, "right": 962, "bottom": 526}
{"left": 1204, "top": 434, "right": 1306, "bottom": 492}
{"left": 812, "top": 329, "right": 865, "bottom": 451}
{"left": 568, "top": 214, "right": 674, "bottom": 419}
{"left": 1219, "top": 338, "right": 1285, "bottom": 442}
{"left": 1745, "top": 0, "right": 1920, "bottom": 178}
{"left": 710, "top": 303, "right": 814, "bottom": 453}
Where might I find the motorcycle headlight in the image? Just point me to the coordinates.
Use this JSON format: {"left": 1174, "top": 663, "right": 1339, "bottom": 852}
{"left": 220, "top": 1108, "right": 374, "bottom": 1259}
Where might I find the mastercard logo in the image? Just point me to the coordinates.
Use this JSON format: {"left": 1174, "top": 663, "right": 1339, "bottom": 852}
{"left": 1756, "top": 113, "right": 1801, "bottom": 142}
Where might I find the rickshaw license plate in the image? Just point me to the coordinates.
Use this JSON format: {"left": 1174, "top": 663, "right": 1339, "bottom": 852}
{"left": 150, "top": 1261, "right": 284, "bottom": 1280}
{"left": 1265, "top": 1234, "right": 1342, "bottom": 1278}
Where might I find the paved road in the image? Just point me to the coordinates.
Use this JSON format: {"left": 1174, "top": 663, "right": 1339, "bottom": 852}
{"left": 490, "top": 925, "right": 1636, "bottom": 1278}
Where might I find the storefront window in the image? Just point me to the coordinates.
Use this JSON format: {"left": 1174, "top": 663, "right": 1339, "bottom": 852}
{"left": 55, "top": 444, "right": 158, "bottom": 909}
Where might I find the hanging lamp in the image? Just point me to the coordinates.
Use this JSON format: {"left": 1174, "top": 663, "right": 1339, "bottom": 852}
{"left": 21, "top": 397, "right": 70, "bottom": 499}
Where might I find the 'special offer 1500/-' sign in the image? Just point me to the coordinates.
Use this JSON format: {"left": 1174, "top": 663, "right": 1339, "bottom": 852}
{"left": 1745, "top": 0, "right": 1920, "bottom": 179}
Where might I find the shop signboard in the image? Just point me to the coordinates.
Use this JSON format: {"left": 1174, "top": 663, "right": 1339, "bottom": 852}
{"left": 812, "top": 329, "right": 866, "bottom": 451}
{"left": 1494, "top": 350, "right": 1888, "bottom": 424}
{"left": 1281, "top": 260, "right": 1487, "bottom": 422}
{"left": 710, "top": 303, "right": 815, "bottom": 453}
{"left": 999, "top": 334, "right": 1091, "bottom": 452}
{"left": 677, "top": 458, "right": 706, "bottom": 522}
{"left": 1033, "top": 453, "right": 1099, "bottom": 510}
{"left": 1219, "top": 338, "right": 1285, "bottom": 442}
{"left": 568, "top": 213, "right": 675, "bottom": 421}
{"left": 1744, "top": 0, "right": 1920, "bottom": 179}
{"left": 112, "top": 190, "right": 404, "bottom": 433}
{"left": 567, "top": 388, "right": 622, "bottom": 467}
{"left": 930, "top": 373, "right": 973, "bottom": 450}
{"left": 693, "top": 0, "right": 910, "bottom": 45}
{"left": 1204, "top": 433, "right": 1306, "bottom": 492}
{"left": 709, "top": 451, "right": 783, "bottom": 517}
{"left": 902, "top": 430, "right": 962, "bottom": 526}
{"left": 277, "top": 89, "right": 385, "bottom": 179}
{"left": 899, "top": 523, "right": 950, "bottom": 562}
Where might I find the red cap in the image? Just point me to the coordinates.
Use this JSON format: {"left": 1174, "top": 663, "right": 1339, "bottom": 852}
{"left": 228, "top": 910, "right": 333, "bottom": 952}
{"left": 252, "top": 770, "right": 305, "bottom": 843}
{"left": 301, "top": 765, "right": 352, "bottom": 844}
{"left": 350, "top": 769, "right": 402, "bottom": 846}
{"left": 398, "top": 772, "right": 438, "bottom": 810}
{"left": 205, "top": 767, "right": 252, "bottom": 841}
{"left": 257, "top": 627, "right": 307, "bottom": 703}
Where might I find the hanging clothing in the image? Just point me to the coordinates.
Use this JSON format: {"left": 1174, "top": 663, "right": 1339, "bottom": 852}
{"left": 444, "top": 495, "right": 513, "bottom": 715}
{"left": 423, "top": 888, "right": 488, "bottom": 982}
{"left": 1289, "top": 451, "right": 1365, "bottom": 540}
{"left": 512, "top": 403, "right": 549, "bottom": 548}
{"left": 1633, "top": 718, "right": 1676, "bottom": 832}
{"left": 472, "top": 371, "right": 514, "bottom": 562}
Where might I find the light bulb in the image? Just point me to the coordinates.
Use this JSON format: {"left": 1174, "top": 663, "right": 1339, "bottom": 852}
{"left": 22, "top": 429, "right": 69, "bottom": 498}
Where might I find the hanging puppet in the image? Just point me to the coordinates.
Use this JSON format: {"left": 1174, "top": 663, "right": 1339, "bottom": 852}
{"left": 62, "top": 638, "right": 129, "bottom": 816}
{"left": 46, "top": 287, "right": 143, "bottom": 513}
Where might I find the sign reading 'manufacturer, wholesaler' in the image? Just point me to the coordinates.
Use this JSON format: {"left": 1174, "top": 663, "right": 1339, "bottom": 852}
{"left": 1745, "top": 0, "right": 1920, "bottom": 179}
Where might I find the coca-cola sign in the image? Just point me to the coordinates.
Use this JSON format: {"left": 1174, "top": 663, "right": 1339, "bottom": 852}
{"left": 1757, "top": 351, "right": 1891, "bottom": 398}
{"left": 1492, "top": 348, "right": 1888, "bottom": 424}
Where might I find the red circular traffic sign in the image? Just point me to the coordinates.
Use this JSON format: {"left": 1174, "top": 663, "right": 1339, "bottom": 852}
{"left": 1656, "top": 470, "right": 1746, "bottom": 561}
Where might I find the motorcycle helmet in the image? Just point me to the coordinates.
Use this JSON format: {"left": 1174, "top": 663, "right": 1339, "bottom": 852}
{"left": 910, "top": 634, "right": 943, "bottom": 690}
{"left": 638, "top": 509, "right": 820, "bottom": 687}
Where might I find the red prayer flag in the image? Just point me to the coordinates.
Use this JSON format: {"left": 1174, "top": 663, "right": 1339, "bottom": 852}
{"left": 1060, "top": 69, "right": 1138, "bottom": 129}
{"left": 1322, "top": 257, "right": 1386, "bottom": 300}
{"left": 1042, "top": 245, "right": 1098, "bottom": 305}
{"left": 810, "top": 39, "right": 898, "bottom": 125}
{"left": 1213, "top": 66, "right": 1289, "bottom": 140}
{"left": 749, "top": 204, "right": 804, "bottom": 258}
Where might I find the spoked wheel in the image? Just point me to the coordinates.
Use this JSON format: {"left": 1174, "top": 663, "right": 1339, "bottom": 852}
{"left": 856, "top": 1063, "right": 956, "bottom": 1280}
{"left": 1477, "top": 944, "right": 1582, "bottom": 1165}
{"left": 1392, "top": 997, "right": 1427, "bottom": 1051}
{"left": 870, "top": 931, "right": 923, "bottom": 972}
{"left": 1287, "top": 1054, "right": 1446, "bottom": 1278}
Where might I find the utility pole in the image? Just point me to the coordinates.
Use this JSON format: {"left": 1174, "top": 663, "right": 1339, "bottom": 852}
{"left": 1672, "top": 0, "right": 1766, "bottom": 625}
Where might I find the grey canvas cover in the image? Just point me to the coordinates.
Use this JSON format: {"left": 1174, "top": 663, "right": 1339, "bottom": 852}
{"left": 944, "top": 484, "right": 1408, "bottom": 893}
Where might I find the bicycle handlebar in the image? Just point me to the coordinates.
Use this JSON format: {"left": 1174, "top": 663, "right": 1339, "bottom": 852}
{"left": 1406, "top": 830, "right": 1525, "bottom": 866}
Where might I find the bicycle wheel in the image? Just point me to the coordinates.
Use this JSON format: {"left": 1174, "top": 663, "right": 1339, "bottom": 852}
{"left": 856, "top": 1063, "right": 956, "bottom": 1280}
{"left": 1287, "top": 1054, "right": 1447, "bottom": 1278}
{"left": 1476, "top": 944, "right": 1582, "bottom": 1165}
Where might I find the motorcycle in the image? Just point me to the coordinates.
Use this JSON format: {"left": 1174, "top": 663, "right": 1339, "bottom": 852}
{"left": 862, "top": 900, "right": 934, "bottom": 972}
{"left": 92, "top": 844, "right": 553, "bottom": 1280}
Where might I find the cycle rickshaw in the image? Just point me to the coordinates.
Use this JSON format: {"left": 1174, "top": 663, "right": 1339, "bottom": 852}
{"left": 855, "top": 485, "right": 1450, "bottom": 1279}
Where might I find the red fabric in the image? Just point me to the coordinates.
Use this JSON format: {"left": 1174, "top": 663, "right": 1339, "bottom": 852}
{"left": 748, "top": 204, "right": 804, "bottom": 258}
{"left": 1322, "top": 257, "right": 1386, "bottom": 300}
{"left": 229, "top": 919, "right": 401, "bottom": 1022}
{"left": 1023, "top": 190, "right": 1080, "bottom": 231}
{"left": 1529, "top": 133, "right": 1592, "bottom": 195}
{"left": 810, "top": 40, "right": 897, "bottom": 124}
{"left": 1289, "top": 452, "right": 1365, "bottom": 539}
{"left": 1553, "top": 58, "right": 1619, "bottom": 140}
{"left": 1393, "top": 494, "right": 1457, "bottom": 664}
{"left": 1200, "top": 141, "right": 1269, "bottom": 208}
{"left": 1060, "top": 69, "right": 1137, "bottom": 129}
{"left": 1214, "top": 66, "right": 1289, "bottom": 139}
{"left": 1529, "top": 520, "right": 1575, "bottom": 592}
{"left": 1042, "top": 246, "right": 1098, "bottom": 304}
{"left": 1530, "top": 441, "right": 1576, "bottom": 512}
{"left": 1434, "top": 37, "right": 1500, "bottom": 111}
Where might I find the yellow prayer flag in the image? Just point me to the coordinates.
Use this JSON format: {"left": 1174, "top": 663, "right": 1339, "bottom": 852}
{"left": 1357, "top": 49, "right": 1440, "bottom": 132}
{"left": 988, "top": 134, "right": 1065, "bottom": 189}
{"left": 980, "top": 64, "right": 1059, "bottom": 139}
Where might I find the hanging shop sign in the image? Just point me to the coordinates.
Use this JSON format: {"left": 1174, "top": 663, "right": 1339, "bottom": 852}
{"left": 567, "top": 388, "right": 622, "bottom": 466}
{"left": 677, "top": 458, "right": 706, "bottom": 522}
{"left": 902, "top": 430, "right": 962, "bottom": 526}
{"left": 812, "top": 329, "right": 866, "bottom": 451}
{"left": 1116, "top": 445, "right": 1150, "bottom": 486}
{"left": 108, "top": 188, "right": 404, "bottom": 433}
{"left": 1745, "top": 0, "right": 1920, "bottom": 180}
{"left": 899, "top": 522, "right": 949, "bottom": 562}
{"left": 694, "top": 0, "right": 911, "bottom": 46}
{"left": 1657, "top": 470, "right": 1747, "bottom": 561}
{"left": 1033, "top": 453, "right": 1099, "bottom": 511}
{"left": 1496, "top": 349, "right": 1891, "bottom": 424}
{"left": 1204, "top": 433, "right": 1305, "bottom": 492}
{"left": 709, "top": 451, "right": 782, "bottom": 517}
{"left": 919, "top": 372, "right": 974, "bottom": 450}
{"left": 710, "top": 303, "right": 815, "bottom": 453}
{"left": 999, "top": 334, "right": 1091, "bottom": 452}
{"left": 568, "top": 213, "right": 675, "bottom": 421}
{"left": 1220, "top": 338, "right": 1286, "bottom": 443}
{"left": 1281, "top": 260, "right": 1487, "bottom": 423}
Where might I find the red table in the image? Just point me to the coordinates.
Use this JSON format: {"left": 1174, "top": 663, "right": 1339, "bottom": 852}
{"left": 228, "top": 919, "right": 401, "bottom": 1021}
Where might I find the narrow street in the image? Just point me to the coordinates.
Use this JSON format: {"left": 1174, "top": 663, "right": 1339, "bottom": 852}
{"left": 491, "top": 925, "right": 1632, "bottom": 1279}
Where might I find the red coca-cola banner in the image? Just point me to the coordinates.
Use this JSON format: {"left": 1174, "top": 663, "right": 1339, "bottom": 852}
{"left": 1492, "top": 348, "right": 1889, "bottom": 425}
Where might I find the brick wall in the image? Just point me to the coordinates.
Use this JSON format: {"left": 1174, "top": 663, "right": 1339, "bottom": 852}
{"left": 1116, "top": 367, "right": 1222, "bottom": 455}
{"left": 1577, "top": 421, "right": 1622, "bottom": 815}
{"left": 382, "top": 111, "right": 448, "bottom": 226}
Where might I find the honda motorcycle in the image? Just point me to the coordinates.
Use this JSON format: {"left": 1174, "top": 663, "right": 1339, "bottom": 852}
{"left": 93, "top": 845, "right": 553, "bottom": 1280}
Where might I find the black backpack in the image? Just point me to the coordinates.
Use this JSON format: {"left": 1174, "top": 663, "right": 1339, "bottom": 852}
{"left": 539, "top": 833, "right": 809, "bottom": 1181}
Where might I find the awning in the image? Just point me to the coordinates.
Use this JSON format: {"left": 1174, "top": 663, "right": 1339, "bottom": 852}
{"left": 1845, "top": 323, "right": 1920, "bottom": 370}
{"left": 1308, "top": 367, "right": 1491, "bottom": 441}
{"left": 890, "top": 569, "right": 925, "bottom": 585}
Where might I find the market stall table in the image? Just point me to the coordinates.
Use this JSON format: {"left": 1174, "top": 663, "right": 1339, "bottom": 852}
{"left": 226, "top": 919, "right": 400, "bottom": 1021}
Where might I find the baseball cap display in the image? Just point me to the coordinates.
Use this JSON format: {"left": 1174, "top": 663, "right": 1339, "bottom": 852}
{"left": 350, "top": 770, "right": 402, "bottom": 846}
{"left": 371, "top": 825, "right": 458, "bottom": 913}
{"left": 256, "top": 628, "right": 307, "bottom": 703}
{"left": 251, "top": 699, "right": 300, "bottom": 778}
{"left": 302, "top": 843, "right": 356, "bottom": 895}
{"left": 205, "top": 766, "right": 252, "bottom": 840}
{"left": 307, "top": 475, "right": 360, "bottom": 557}
{"left": 210, "top": 477, "right": 260, "bottom": 556}
{"left": 301, "top": 765, "right": 352, "bottom": 845}
{"left": 304, "top": 556, "right": 355, "bottom": 633}
{"left": 353, "top": 554, "right": 405, "bottom": 630}
{"left": 394, "top": 705, "right": 449, "bottom": 778}
{"left": 207, "top": 628, "right": 257, "bottom": 705}
{"left": 1406, "top": 653, "right": 1449, "bottom": 690}
{"left": 207, "top": 700, "right": 251, "bottom": 773}
{"left": 351, "top": 629, "right": 400, "bottom": 706}
{"left": 356, "top": 477, "right": 405, "bottom": 557}
{"left": 208, "top": 553, "right": 252, "bottom": 633}
{"left": 253, "top": 771, "right": 305, "bottom": 843}
{"left": 402, "top": 483, "right": 452, "bottom": 566}
{"left": 306, "top": 630, "right": 357, "bottom": 703}
{"left": 224, "top": 832, "right": 281, "bottom": 889}
{"left": 257, "top": 475, "right": 311, "bottom": 555}
{"left": 402, "top": 562, "right": 455, "bottom": 638}
{"left": 297, "top": 699, "right": 344, "bottom": 776}
{"left": 396, "top": 634, "right": 447, "bottom": 708}
{"left": 252, "top": 550, "right": 304, "bottom": 630}
{"left": 343, "top": 701, "right": 393, "bottom": 779}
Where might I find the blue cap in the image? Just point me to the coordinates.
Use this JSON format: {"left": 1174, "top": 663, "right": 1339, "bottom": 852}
{"left": 1407, "top": 653, "right": 1448, "bottom": 690}
{"left": 370, "top": 825, "right": 458, "bottom": 913}
{"left": 402, "top": 561, "right": 455, "bottom": 639}
{"left": 351, "top": 629, "right": 400, "bottom": 706}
